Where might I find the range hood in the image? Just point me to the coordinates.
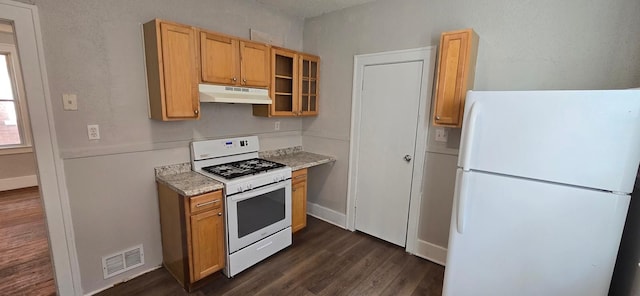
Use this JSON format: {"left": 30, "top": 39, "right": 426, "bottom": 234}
{"left": 199, "top": 84, "right": 272, "bottom": 104}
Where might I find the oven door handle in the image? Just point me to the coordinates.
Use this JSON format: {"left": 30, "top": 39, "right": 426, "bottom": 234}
{"left": 230, "top": 181, "right": 290, "bottom": 202}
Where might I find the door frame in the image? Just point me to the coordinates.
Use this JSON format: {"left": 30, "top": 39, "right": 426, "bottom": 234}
{"left": 347, "top": 47, "right": 436, "bottom": 254}
{"left": 1, "top": 1, "right": 80, "bottom": 295}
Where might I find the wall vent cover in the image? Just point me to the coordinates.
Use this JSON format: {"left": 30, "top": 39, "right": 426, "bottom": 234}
{"left": 102, "top": 244, "right": 144, "bottom": 279}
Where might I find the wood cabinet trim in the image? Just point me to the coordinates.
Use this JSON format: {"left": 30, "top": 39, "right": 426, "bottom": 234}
{"left": 269, "top": 48, "right": 299, "bottom": 117}
{"left": 292, "top": 169, "right": 308, "bottom": 233}
{"left": 239, "top": 40, "right": 270, "bottom": 87}
{"left": 144, "top": 19, "right": 199, "bottom": 121}
{"left": 200, "top": 31, "right": 240, "bottom": 85}
{"left": 298, "top": 54, "right": 320, "bottom": 116}
{"left": 157, "top": 184, "right": 224, "bottom": 289}
{"left": 433, "top": 28, "right": 478, "bottom": 128}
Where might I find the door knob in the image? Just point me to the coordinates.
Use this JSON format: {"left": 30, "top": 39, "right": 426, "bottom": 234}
{"left": 404, "top": 155, "right": 412, "bottom": 162}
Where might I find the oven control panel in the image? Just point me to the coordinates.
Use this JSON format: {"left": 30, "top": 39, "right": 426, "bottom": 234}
{"left": 192, "top": 136, "right": 260, "bottom": 161}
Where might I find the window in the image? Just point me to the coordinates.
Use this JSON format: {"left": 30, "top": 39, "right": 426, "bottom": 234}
{"left": 0, "top": 42, "right": 31, "bottom": 152}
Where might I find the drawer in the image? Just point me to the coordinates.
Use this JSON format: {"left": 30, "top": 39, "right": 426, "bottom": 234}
{"left": 189, "top": 190, "right": 222, "bottom": 214}
{"left": 292, "top": 168, "right": 307, "bottom": 184}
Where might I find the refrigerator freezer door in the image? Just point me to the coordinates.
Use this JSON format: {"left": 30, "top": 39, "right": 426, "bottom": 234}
{"left": 443, "top": 169, "right": 630, "bottom": 296}
{"left": 458, "top": 90, "right": 640, "bottom": 193}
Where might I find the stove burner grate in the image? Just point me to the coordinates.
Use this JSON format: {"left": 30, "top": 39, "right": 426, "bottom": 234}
{"left": 202, "top": 158, "right": 286, "bottom": 179}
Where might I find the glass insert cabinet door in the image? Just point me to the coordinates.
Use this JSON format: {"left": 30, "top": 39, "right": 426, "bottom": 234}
{"left": 299, "top": 54, "right": 319, "bottom": 116}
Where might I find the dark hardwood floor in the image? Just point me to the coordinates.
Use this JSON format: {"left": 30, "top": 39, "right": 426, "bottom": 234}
{"left": 98, "top": 216, "right": 444, "bottom": 296}
{"left": 0, "top": 186, "right": 56, "bottom": 296}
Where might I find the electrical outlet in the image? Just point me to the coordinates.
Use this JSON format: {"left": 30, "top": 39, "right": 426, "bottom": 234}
{"left": 62, "top": 94, "right": 78, "bottom": 111}
{"left": 87, "top": 124, "right": 100, "bottom": 140}
{"left": 275, "top": 121, "right": 280, "bottom": 131}
{"left": 435, "top": 127, "right": 448, "bottom": 142}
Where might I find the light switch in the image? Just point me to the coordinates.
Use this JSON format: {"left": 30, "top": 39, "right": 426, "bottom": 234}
{"left": 435, "top": 127, "right": 448, "bottom": 142}
{"left": 63, "top": 94, "right": 78, "bottom": 111}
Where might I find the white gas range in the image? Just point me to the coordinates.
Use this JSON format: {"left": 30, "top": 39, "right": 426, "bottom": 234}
{"left": 190, "top": 136, "right": 292, "bottom": 277}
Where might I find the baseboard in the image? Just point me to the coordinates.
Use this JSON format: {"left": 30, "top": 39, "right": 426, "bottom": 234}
{"left": 306, "top": 202, "right": 347, "bottom": 229}
{"left": 84, "top": 265, "right": 162, "bottom": 296}
{"left": 0, "top": 175, "right": 38, "bottom": 191}
{"left": 414, "top": 239, "right": 447, "bottom": 266}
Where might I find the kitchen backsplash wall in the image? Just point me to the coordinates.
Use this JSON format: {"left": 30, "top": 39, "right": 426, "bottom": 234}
{"left": 36, "top": 0, "right": 304, "bottom": 158}
{"left": 32, "top": 0, "right": 304, "bottom": 293}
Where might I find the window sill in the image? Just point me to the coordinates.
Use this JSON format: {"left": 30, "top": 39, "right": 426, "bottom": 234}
{"left": 0, "top": 146, "right": 33, "bottom": 155}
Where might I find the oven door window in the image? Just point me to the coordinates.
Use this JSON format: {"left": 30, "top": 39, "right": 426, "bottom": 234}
{"left": 237, "top": 187, "right": 286, "bottom": 238}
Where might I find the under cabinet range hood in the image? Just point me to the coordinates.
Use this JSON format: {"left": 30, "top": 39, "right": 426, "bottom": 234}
{"left": 199, "top": 84, "right": 272, "bottom": 104}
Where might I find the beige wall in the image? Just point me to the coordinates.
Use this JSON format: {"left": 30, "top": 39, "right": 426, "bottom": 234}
{"left": 302, "top": 0, "right": 640, "bottom": 253}
{"left": 33, "top": 0, "right": 304, "bottom": 293}
{"left": 0, "top": 152, "right": 37, "bottom": 179}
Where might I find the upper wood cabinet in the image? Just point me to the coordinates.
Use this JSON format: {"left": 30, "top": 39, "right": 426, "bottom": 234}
{"left": 143, "top": 19, "right": 200, "bottom": 121}
{"left": 253, "top": 48, "right": 320, "bottom": 117}
{"left": 299, "top": 54, "right": 319, "bottom": 116}
{"left": 433, "top": 28, "right": 479, "bottom": 128}
{"left": 200, "top": 31, "right": 270, "bottom": 88}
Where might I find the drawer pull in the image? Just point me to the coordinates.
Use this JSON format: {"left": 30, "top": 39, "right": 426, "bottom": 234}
{"left": 196, "top": 200, "right": 219, "bottom": 208}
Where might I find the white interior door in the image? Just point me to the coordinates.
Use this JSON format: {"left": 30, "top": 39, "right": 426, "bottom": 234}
{"left": 353, "top": 61, "right": 424, "bottom": 247}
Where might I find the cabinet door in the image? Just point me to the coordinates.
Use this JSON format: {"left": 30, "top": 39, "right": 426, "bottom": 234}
{"left": 270, "top": 48, "right": 298, "bottom": 116}
{"left": 433, "top": 29, "right": 478, "bottom": 127}
{"left": 240, "top": 41, "right": 270, "bottom": 87}
{"left": 200, "top": 32, "right": 240, "bottom": 85}
{"left": 190, "top": 209, "right": 224, "bottom": 281}
{"left": 299, "top": 54, "right": 319, "bottom": 116}
{"left": 291, "top": 169, "right": 307, "bottom": 233}
{"left": 159, "top": 22, "right": 199, "bottom": 119}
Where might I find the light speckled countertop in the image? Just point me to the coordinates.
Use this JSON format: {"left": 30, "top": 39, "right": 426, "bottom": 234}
{"left": 261, "top": 150, "right": 336, "bottom": 171}
{"left": 155, "top": 163, "right": 224, "bottom": 197}
{"left": 154, "top": 147, "right": 335, "bottom": 197}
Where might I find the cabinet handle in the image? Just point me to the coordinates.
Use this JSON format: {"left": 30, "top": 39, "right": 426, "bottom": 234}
{"left": 242, "top": 78, "right": 247, "bottom": 83}
{"left": 294, "top": 175, "right": 306, "bottom": 179}
{"left": 232, "top": 77, "right": 237, "bottom": 82}
{"left": 196, "top": 200, "right": 219, "bottom": 207}
{"left": 218, "top": 212, "right": 222, "bottom": 216}
{"left": 436, "top": 116, "right": 441, "bottom": 120}
{"left": 194, "top": 109, "right": 199, "bottom": 115}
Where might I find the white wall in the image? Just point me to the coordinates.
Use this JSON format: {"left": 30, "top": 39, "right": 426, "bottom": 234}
{"left": 302, "top": 0, "right": 640, "bottom": 256}
{"left": 33, "top": 0, "right": 304, "bottom": 293}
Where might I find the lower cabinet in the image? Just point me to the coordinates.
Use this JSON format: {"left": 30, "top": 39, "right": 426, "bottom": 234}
{"left": 292, "top": 168, "right": 308, "bottom": 233}
{"left": 157, "top": 183, "right": 224, "bottom": 290}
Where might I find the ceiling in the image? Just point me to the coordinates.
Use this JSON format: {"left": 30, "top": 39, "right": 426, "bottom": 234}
{"left": 256, "top": 0, "right": 378, "bottom": 19}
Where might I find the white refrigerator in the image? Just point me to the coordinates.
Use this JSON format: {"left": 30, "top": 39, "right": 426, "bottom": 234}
{"left": 442, "top": 90, "right": 640, "bottom": 296}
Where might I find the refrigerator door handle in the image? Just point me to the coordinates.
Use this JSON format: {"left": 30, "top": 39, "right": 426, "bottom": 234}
{"left": 455, "top": 170, "right": 470, "bottom": 234}
{"left": 459, "top": 101, "right": 480, "bottom": 171}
